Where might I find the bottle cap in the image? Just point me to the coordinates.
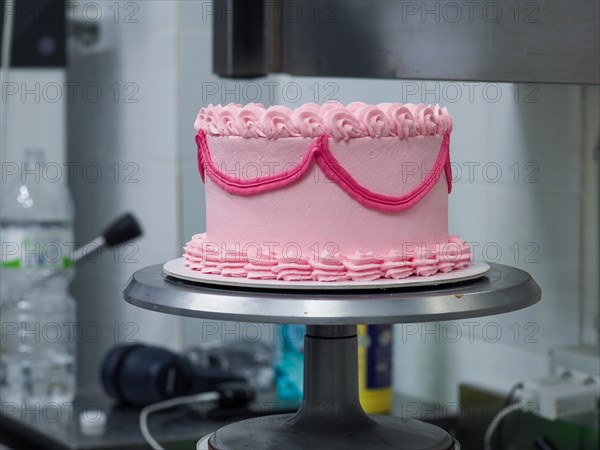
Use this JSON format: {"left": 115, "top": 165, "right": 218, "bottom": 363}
{"left": 79, "top": 409, "right": 107, "bottom": 436}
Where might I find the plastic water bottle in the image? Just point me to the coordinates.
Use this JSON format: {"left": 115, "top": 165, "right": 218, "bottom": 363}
{"left": 0, "top": 149, "right": 76, "bottom": 406}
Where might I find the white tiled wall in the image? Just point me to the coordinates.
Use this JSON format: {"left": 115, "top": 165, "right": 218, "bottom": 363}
{"left": 68, "top": 1, "right": 184, "bottom": 388}
{"left": 581, "top": 86, "right": 600, "bottom": 346}
{"left": 3, "top": 69, "right": 67, "bottom": 166}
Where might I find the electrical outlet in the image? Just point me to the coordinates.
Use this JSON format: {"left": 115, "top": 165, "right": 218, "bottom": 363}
{"left": 522, "top": 375, "right": 599, "bottom": 421}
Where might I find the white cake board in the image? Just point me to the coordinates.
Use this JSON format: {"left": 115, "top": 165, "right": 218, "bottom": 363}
{"left": 163, "top": 257, "right": 490, "bottom": 291}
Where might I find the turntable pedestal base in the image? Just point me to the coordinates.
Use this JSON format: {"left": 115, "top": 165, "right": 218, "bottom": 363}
{"left": 206, "top": 326, "right": 458, "bottom": 450}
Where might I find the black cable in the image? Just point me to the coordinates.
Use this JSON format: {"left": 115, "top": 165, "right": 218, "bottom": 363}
{"left": 503, "top": 382, "right": 524, "bottom": 408}
{"left": 533, "top": 436, "right": 559, "bottom": 450}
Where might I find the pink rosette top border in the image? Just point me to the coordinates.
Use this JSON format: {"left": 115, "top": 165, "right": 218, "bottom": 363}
{"left": 196, "top": 130, "right": 452, "bottom": 213}
{"left": 194, "top": 102, "right": 453, "bottom": 141}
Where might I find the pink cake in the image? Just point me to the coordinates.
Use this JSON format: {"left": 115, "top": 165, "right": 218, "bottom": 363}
{"left": 183, "top": 102, "right": 471, "bottom": 282}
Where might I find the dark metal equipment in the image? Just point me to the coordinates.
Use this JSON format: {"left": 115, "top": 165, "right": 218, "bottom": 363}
{"left": 0, "top": 0, "right": 66, "bottom": 67}
{"left": 212, "top": 0, "right": 600, "bottom": 84}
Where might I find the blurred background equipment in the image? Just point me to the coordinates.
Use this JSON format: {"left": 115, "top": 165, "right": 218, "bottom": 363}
{"left": 73, "top": 212, "right": 142, "bottom": 264}
{"left": 100, "top": 343, "right": 246, "bottom": 407}
{"left": 213, "top": 0, "right": 599, "bottom": 83}
{"left": 100, "top": 343, "right": 296, "bottom": 450}
{"left": 186, "top": 340, "right": 275, "bottom": 393}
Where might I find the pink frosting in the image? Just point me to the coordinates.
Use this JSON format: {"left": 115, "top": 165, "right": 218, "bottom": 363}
{"left": 272, "top": 256, "right": 313, "bottom": 281}
{"left": 190, "top": 102, "right": 464, "bottom": 284}
{"left": 217, "top": 248, "right": 249, "bottom": 278}
{"left": 309, "top": 252, "right": 349, "bottom": 282}
{"left": 412, "top": 248, "right": 439, "bottom": 277}
{"left": 195, "top": 102, "right": 452, "bottom": 141}
{"left": 196, "top": 130, "right": 452, "bottom": 213}
{"left": 382, "top": 250, "right": 415, "bottom": 279}
{"left": 344, "top": 251, "right": 385, "bottom": 281}
{"left": 243, "top": 253, "right": 278, "bottom": 280}
{"left": 183, "top": 234, "right": 472, "bottom": 282}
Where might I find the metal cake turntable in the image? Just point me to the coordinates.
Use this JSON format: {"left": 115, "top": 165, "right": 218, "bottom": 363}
{"left": 124, "top": 262, "right": 541, "bottom": 449}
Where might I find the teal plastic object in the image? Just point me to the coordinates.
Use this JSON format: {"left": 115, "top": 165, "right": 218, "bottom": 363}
{"left": 275, "top": 325, "right": 305, "bottom": 401}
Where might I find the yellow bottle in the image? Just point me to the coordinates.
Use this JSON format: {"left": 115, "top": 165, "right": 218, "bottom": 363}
{"left": 358, "top": 324, "right": 393, "bottom": 414}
